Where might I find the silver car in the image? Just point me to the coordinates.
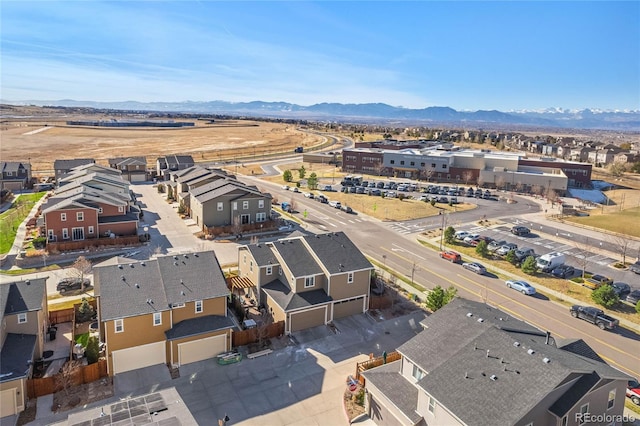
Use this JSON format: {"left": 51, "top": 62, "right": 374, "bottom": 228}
{"left": 506, "top": 280, "right": 536, "bottom": 296}
{"left": 462, "top": 262, "right": 487, "bottom": 275}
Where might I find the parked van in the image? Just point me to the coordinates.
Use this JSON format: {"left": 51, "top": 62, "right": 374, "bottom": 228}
{"left": 537, "top": 252, "right": 566, "bottom": 272}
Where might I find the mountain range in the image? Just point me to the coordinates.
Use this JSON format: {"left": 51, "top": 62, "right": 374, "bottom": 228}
{"left": 4, "top": 99, "right": 640, "bottom": 131}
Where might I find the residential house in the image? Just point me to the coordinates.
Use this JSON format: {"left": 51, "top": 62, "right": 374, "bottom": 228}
{"left": 93, "top": 251, "right": 234, "bottom": 375}
{"left": 614, "top": 152, "right": 640, "bottom": 164}
{"left": 0, "top": 161, "right": 32, "bottom": 191}
{"left": 53, "top": 158, "right": 96, "bottom": 181}
{"left": 363, "top": 298, "right": 630, "bottom": 426}
{"left": 569, "top": 147, "right": 593, "bottom": 162}
{"left": 237, "top": 232, "right": 373, "bottom": 334}
{"left": 156, "top": 155, "right": 195, "bottom": 180}
{"left": 0, "top": 278, "right": 48, "bottom": 417}
{"left": 167, "top": 166, "right": 232, "bottom": 212}
{"left": 108, "top": 157, "right": 148, "bottom": 183}
{"left": 190, "top": 178, "right": 272, "bottom": 232}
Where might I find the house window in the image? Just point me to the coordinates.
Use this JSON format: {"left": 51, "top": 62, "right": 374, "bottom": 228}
{"left": 217, "top": 202, "right": 223, "bottom": 211}
{"left": 258, "top": 200, "right": 264, "bottom": 208}
{"left": 243, "top": 201, "right": 249, "bottom": 210}
{"left": 256, "top": 212, "right": 266, "bottom": 222}
{"left": 428, "top": 397, "right": 435, "bottom": 413}
{"left": 607, "top": 389, "right": 615, "bottom": 409}
{"left": 171, "top": 302, "right": 185, "bottom": 308}
{"left": 347, "top": 272, "right": 354, "bottom": 283}
{"left": 243, "top": 254, "right": 246, "bottom": 264}
{"left": 118, "top": 206, "right": 124, "bottom": 213}
{"left": 390, "top": 160, "right": 395, "bottom": 165}
{"left": 250, "top": 261, "right": 253, "bottom": 272}
{"left": 232, "top": 202, "right": 237, "bottom": 211}
{"left": 60, "top": 213, "right": 67, "bottom": 221}
{"left": 114, "top": 319, "right": 124, "bottom": 333}
{"left": 431, "top": 163, "right": 436, "bottom": 168}
{"left": 420, "top": 162, "right": 425, "bottom": 167}
{"left": 442, "top": 164, "right": 447, "bottom": 169}
{"left": 579, "top": 403, "right": 589, "bottom": 424}
{"left": 72, "top": 227, "right": 85, "bottom": 241}
{"left": 562, "top": 416, "right": 567, "bottom": 426}
{"left": 195, "top": 300, "right": 203, "bottom": 313}
{"left": 88, "top": 226, "right": 94, "bottom": 234}
{"left": 47, "top": 229, "right": 54, "bottom": 241}
{"left": 17, "top": 313, "right": 27, "bottom": 324}
{"left": 410, "top": 162, "right": 415, "bottom": 166}
{"left": 77, "top": 212, "right": 84, "bottom": 221}
{"left": 412, "top": 364, "right": 425, "bottom": 381}
{"left": 241, "top": 214, "right": 250, "bottom": 224}
{"left": 266, "top": 266, "right": 272, "bottom": 275}
{"left": 400, "top": 160, "right": 405, "bottom": 165}
{"left": 304, "top": 276, "right": 315, "bottom": 288}
{"left": 153, "top": 312, "right": 162, "bottom": 326}
{"left": 62, "top": 228, "right": 69, "bottom": 240}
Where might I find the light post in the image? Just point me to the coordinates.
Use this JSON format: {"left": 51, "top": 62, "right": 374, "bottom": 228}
{"left": 439, "top": 211, "right": 447, "bottom": 251}
{"left": 382, "top": 254, "right": 387, "bottom": 279}
{"left": 410, "top": 261, "right": 417, "bottom": 288}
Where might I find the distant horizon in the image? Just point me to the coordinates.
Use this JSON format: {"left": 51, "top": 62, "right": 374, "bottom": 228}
{"left": 2, "top": 2, "right": 638, "bottom": 112}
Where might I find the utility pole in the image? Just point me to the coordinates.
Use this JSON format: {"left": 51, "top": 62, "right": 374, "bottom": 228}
{"left": 439, "top": 211, "right": 447, "bottom": 250}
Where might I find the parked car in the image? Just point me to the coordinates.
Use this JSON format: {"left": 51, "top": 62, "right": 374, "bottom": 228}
{"left": 417, "top": 195, "right": 429, "bottom": 202}
{"left": 282, "top": 185, "right": 290, "bottom": 190}
{"left": 468, "top": 236, "right": 494, "bottom": 247}
{"left": 496, "top": 243, "right": 518, "bottom": 256}
{"left": 551, "top": 264, "right": 575, "bottom": 279}
{"left": 570, "top": 305, "right": 619, "bottom": 330}
{"left": 611, "top": 282, "right": 631, "bottom": 298}
{"left": 322, "top": 185, "right": 334, "bottom": 191}
{"left": 487, "top": 240, "right": 507, "bottom": 252}
{"left": 454, "top": 230, "right": 469, "bottom": 241}
{"left": 437, "top": 196, "right": 449, "bottom": 203}
{"left": 584, "top": 274, "right": 613, "bottom": 290}
{"left": 385, "top": 191, "right": 397, "bottom": 198}
{"left": 510, "top": 226, "right": 530, "bottom": 236}
{"left": 626, "top": 290, "right": 640, "bottom": 305}
{"left": 628, "top": 379, "right": 640, "bottom": 405}
{"left": 57, "top": 278, "right": 90, "bottom": 292}
{"left": 514, "top": 247, "right": 535, "bottom": 262}
{"left": 341, "top": 205, "right": 354, "bottom": 214}
{"left": 369, "top": 189, "right": 382, "bottom": 196}
{"left": 292, "top": 187, "right": 300, "bottom": 193}
{"left": 505, "top": 280, "right": 536, "bottom": 295}
{"left": 355, "top": 187, "right": 365, "bottom": 194}
{"left": 630, "top": 261, "right": 640, "bottom": 275}
{"left": 303, "top": 192, "right": 314, "bottom": 199}
{"left": 463, "top": 234, "right": 480, "bottom": 244}
{"left": 316, "top": 195, "right": 328, "bottom": 204}
{"left": 439, "top": 250, "right": 462, "bottom": 263}
{"left": 328, "top": 200, "right": 341, "bottom": 209}
{"left": 462, "top": 262, "right": 487, "bottom": 275}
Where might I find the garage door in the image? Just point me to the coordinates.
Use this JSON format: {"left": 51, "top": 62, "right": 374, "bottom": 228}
{"left": 290, "top": 306, "right": 326, "bottom": 332}
{"left": 178, "top": 335, "right": 227, "bottom": 366}
{"left": 0, "top": 388, "right": 17, "bottom": 417}
{"left": 130, "top": 174, "right": 147, "bottom": 183}
{"left": 112, "top": 341, "right": 166, "bottom": 374}
{"left": 333, "top": 297, "right": 365, "bottom": 319}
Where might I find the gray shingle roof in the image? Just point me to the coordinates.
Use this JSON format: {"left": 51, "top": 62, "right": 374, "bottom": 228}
{"left": 0, "top": 278, "right": 46, "bottom": 322}
{"left": 95, "top": 251, "right": 229, "bottom": 321}
{"left": 165, "top": 315, "right": 235, "bottom": 340}
{"left": 54, "top": 158, "right": 95, "bottom": 171}
{"left": 262, "top": 279, "right": 332, "bottom": 312}
{"left": 0, "top": 334, "right": 37, "bottom": 383}
{"left": 302, "top": 232, "right": 373, "bottom": 274}
{"left": 269, "top": 238, "right": 323, "bottom": 277}
{"left": 245, "top": 244, "right": 278, "bottom": 267}
{"left": 361, "top": 361, "right": 422, "bottom": 424}
{"left": 549, "top": 372, "right": 600, "bottom": 417}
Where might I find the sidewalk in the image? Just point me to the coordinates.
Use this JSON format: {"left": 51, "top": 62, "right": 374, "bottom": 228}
{"left": 1, "top": 192, "right": 49, "bottom": 270}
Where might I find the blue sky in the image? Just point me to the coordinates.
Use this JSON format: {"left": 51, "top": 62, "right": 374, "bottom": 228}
{"left": 2, "top": 1, "right": 638, "bottom": 111}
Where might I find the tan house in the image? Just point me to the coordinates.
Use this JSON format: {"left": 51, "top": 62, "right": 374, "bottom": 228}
{"left": 93, "top": 251, "right": 234, "bottom": 376}
{"left": 107, "top": 156, "right": 148, "bottom": 182}
{"left": 363, "top": 298, "right": 630, "bottom": 426}
{"left": 0, "top": 278, "right": 48, "bottom": 418}
{"left": 237, "top": 232, "right": 373, "bottom": 334}
{"left": 0, "top": 161, "right": 32, "bottom": 191}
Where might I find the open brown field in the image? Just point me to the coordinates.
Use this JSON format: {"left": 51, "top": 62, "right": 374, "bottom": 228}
{"left": 0, "top": 105, "right": 325, "bottom": 177}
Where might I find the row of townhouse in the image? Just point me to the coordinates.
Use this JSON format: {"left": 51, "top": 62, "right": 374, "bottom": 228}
{"left": 42, "top": 164, "right": 140, "bottom": 244}
{"left": 0, "top": 161, "right": 32, "bottom": 191}
{"left": 164, "top": 165, "right": 273, "bottom": 233}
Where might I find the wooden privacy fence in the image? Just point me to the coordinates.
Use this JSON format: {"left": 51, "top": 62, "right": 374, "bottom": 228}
{"left": 355, "top": 351, "right": 402, "bottom": 386}
{"left": 26, "top": 359, "right": 108, "bottom": 398}
{"left": 48, "top": 235, "right": 140, "bottom": 252}
{"left": 49, "top": 299, "right": 97, "bottom": 325}
{"left": 232, "top": 321, "right": 285, "bottom": 347}
{"left": 369, "top": 294, "right": 392, "bottom": 310}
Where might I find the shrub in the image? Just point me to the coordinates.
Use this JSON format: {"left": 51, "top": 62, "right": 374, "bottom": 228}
{"left": 85, "top": 336, "right": 100, "bottom": 364}
{"left": 76, "top": 298, "right": 95, "bottom": 323}
{"left": 591, "top": 285, "right": 619, "bottom": 309}
{"left": 505, "top": 250, "right": 518, "bottom": 266}
{"left": 283, "top": 170, "right": 292, "bottom": 182}
{"left": 570, "top": 277, "right": 584, "bottom": 283}
{"left": 475, "top": 240, "right": 488, "bottom": 258}
{"left": 444, "top": 226, "right": 456, "bottom": 245}
{"left": 636, "top": 301, "right": 640, "bottom": 315}
{"left": 521, "top": 256, "right": 538, "bottom": 275}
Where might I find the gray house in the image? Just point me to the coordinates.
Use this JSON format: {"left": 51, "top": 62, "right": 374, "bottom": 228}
{"left": 0, "top": 161, "right": 32, "bottom": 191}
{"left": 363, "top": 298, "right": 629, "bottom": 426}
{"left": 53, "top": 158, "right": 96, "bottom": 181}
{"left": 190, "top": 179, "right": 272, "bottom": 232}
{"left": 156, "top": 155, "right": 195, "bottom": 179}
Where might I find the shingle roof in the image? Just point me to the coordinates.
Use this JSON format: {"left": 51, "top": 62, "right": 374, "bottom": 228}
{"left": 245, "top": 244, "right": 278, "bottom": 267}
{"left": 108, "top": 157, "right": 146, "bottom": 166}
{"left": 95, "top": 251, "right": 229, "bottom": 321}
{"left": 262, "top": 279, "right": 332, "bottom": 312}
{"left": 54, "top": 158, "right": 95, "bottom": 171}
{"left": 0, "top": 334, "right": 37, "bottom": 383}
{"left": 302, "top": 232, "right": 373, "bottom": 274}
{"left": 361, "top": 361, "right": 422, "bottom": 424}
{"left": 165, "top": 315, "right": 235, "bottom": 340}
{"left": 1, "top": 161, "right": 29, "bottom": 173}
{"left": 269, "top": 238, "right": 323, "bottom": 278}
{"left": 549, "top": 372, "right": 601, "bottom": 417}
{"left": 0, "top": 278, "right": 46, "bottom": 322}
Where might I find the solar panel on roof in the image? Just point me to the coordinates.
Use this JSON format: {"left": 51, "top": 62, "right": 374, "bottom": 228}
{"left": 147, "top": 400, "right": 168, "bottom": 413}
{"left": 110, "top": 409, "right": 131, "bottom": 422}
{"left": 110, "top": 401, "right": 128, "bottom": 413}
{"left": 145, "top": 392, "right": 163, "bottom": 403}
{"left": 130, "top": 405, "right": 147, "bottom": 417}
{"left": 70, "top": 421, "right": 91, "bottom": 426}
{"left": 91, "top": 414, "right": 112, "bottom": 426}
{"left": 157, "top": 417, "right": 182, "bottom": 426}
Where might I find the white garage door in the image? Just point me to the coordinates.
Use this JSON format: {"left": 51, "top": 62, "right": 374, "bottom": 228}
{"left": 178, "top": 335, "right": 227, "bottom": 366}
{"left": 112, "top": 341, "right": 166, "bottom": 374}
{"left": 130, "top": 174, "right": 147, "bottom": 183}
{"left": 0, "top": 388, "right": 17, "bottom": 417}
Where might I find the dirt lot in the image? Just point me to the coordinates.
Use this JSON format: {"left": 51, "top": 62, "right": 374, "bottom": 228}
{"left": 0, "top": 105, "right": 324, "bottom": 176}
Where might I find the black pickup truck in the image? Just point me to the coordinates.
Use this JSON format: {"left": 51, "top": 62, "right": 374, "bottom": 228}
{"left": 570, "top": 305, "right": 619, "bottom": 330}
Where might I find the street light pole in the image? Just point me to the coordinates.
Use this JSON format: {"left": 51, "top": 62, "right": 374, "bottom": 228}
{"left": 439, "top": 211, "right": 446, "bottom": 250}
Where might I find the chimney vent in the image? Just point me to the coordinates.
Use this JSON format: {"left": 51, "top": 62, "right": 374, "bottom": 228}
{"left": 527, "top": 349, "right": 535, "bottom": 355}
{"left": 513, "top": 342, "right": 520, "bottom": 347}
{"left": 121, "top": 275, "right": 125, "bottom": 281}
{"left": 464, "top": 372, "right": 469, "bottom": 379}
{"left": 173, "top": 256, "right": 178, "bottom": 260}
{"left": 135, "top": 283, "right": 140, "bottom": 288}
{"left": 130, "top": 263, "right": 134, "bottom": 268}
{"left": 477, "top": 318, "right": 484, "bottom": 323}
{"left": 466, "top": 312, "right": 473, "bottom": 318}
{"left": 486, "top": 350, "right": 490, "bottom": 358}
{"left": 543, "top": 357, "right": 551, "bottom": 364}
{"left": 490, "top": 375, "right": 497, "bottom": 381}
{"left": 118, "top": 265, "right": 123, "bottom": 269}
{"left": 141, "top": 261, "right": 145, "bottom": 266}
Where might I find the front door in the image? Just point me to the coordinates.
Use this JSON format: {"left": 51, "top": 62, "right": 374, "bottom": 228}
{"left": 241, "top": 214, "right": 250, "bottom": 225}
{"left": 72, "top": 227, "right": 85, "bottom": 241}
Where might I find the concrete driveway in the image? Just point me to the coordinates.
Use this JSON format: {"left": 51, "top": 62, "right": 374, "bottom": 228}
{"left": 34, "top": 311, "right": 426, "bottom": 426}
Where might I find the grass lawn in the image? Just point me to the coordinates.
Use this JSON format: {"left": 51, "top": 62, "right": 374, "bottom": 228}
{"left": 563, "top": 206, "right": 640, "bottom": 238}
{"left": 75, "top": 332, "right": 89, "bottom": 347}
{"left": 0, "top": 264, "right": 61, "bottom": 276}
{"left": 0, "top": 192, "right": 46, "bottom": 254}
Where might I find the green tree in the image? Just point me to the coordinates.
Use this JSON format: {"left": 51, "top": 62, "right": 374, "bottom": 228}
{"left": 475, "top": 240, "right": 488, "bottom": 258}
{"left": 591, "top": 285, "right": 619, "bottom": 309}
{"left": 631, "top": 162, "right": 640, "bottom": 174}
{"left": 444, "top": 226, "right": 456, "bottom": 245}
{"left": 425, "top": 285, "right": 457, "bottom": 312}
{"left": 521, "top": 256, "right": 538, "bottom": 275}
{"left": 505, "top": 250, "right": 518, "bottom": 266}
{"left": 299, "top": 165, "right": 306, "bottom": 179}
{"left": 76, "top": 297, "right": 94, "bottom": 323}
{"left": 609, "top": 163, "right": 626, "bottom": 178}
{"left": 430, "top": 199, "right": 436, "bottom": 207}
{"left": 620, "top": 142, "right": 632, "bottom": 150}
{"left": 635, "top": 300, "right": 640, "bottom": 315}
{"left": 283, "top": 170, "right": 292, "bottom": 182}
{"left": 85, "top": 336, "right": 100, "bottom": 364}
{"left": 307, "top": 172, "right": 318, "bottom": 189}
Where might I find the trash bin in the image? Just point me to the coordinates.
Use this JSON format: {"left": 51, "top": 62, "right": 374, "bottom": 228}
{"left": 49, "top": 328, "right": 56, "bottom": 341}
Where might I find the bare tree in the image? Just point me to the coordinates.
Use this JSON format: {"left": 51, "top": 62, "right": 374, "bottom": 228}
{"left": 70, "top": 256, "right": 92, "bottom": 291}
{"left": 231, "top": 216, "right": 242, "bottom": 238}
{"left": 609, "top": 234, "right": 631, "bottom": 265}
{"left": 420, "top": 166, "right": 434, "bottom": 182}
{"left": 56, "top": 360, "right": 80, "bottom": 397}
{"left": 495, "top": 175, "right": 506, "bottom": 191}
{"left": 462, "top": 170, "right": 473, "bottom": 187}
{"left": 573, "top": 237, "right": 593, "bottom": 279}
{"left": 288, "top": 197, "right": 297, "bottom": 214}
{"left": 477, "top": 175, "right": 485, "bottom": 188}
{"left": 374, "top": 161, "right": 385, "bottom": 177}
{"left": 531, "top": 184, "right": 543, "bottom": 197}
{"left": 256, "top": 310, "right": 273, "bottom": 349}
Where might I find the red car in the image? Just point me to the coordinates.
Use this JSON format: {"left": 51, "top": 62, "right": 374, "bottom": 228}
{"left": 628, "top": 380, "right": 640, "bottom": 405}
{"left": 439, "top": 250, "right": 462, "bottom": 263}
{"left": 468, "top": 235, "right": 494, "bottom": 247}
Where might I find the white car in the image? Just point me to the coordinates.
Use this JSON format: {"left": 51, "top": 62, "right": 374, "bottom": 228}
{"left": 328, "top": 200, "right": 341, "bottom": 208}
{"left": 455, "top": 231, "right": 469, "bottom": 240}
{"left": 282, "top": 185, "right": 290, "bottom": 190}
{"left": 463, "top": 233, "right": 480, "bottom": 244}
{"left": 303, "top": 192, "right": 314, "bottom": 199}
